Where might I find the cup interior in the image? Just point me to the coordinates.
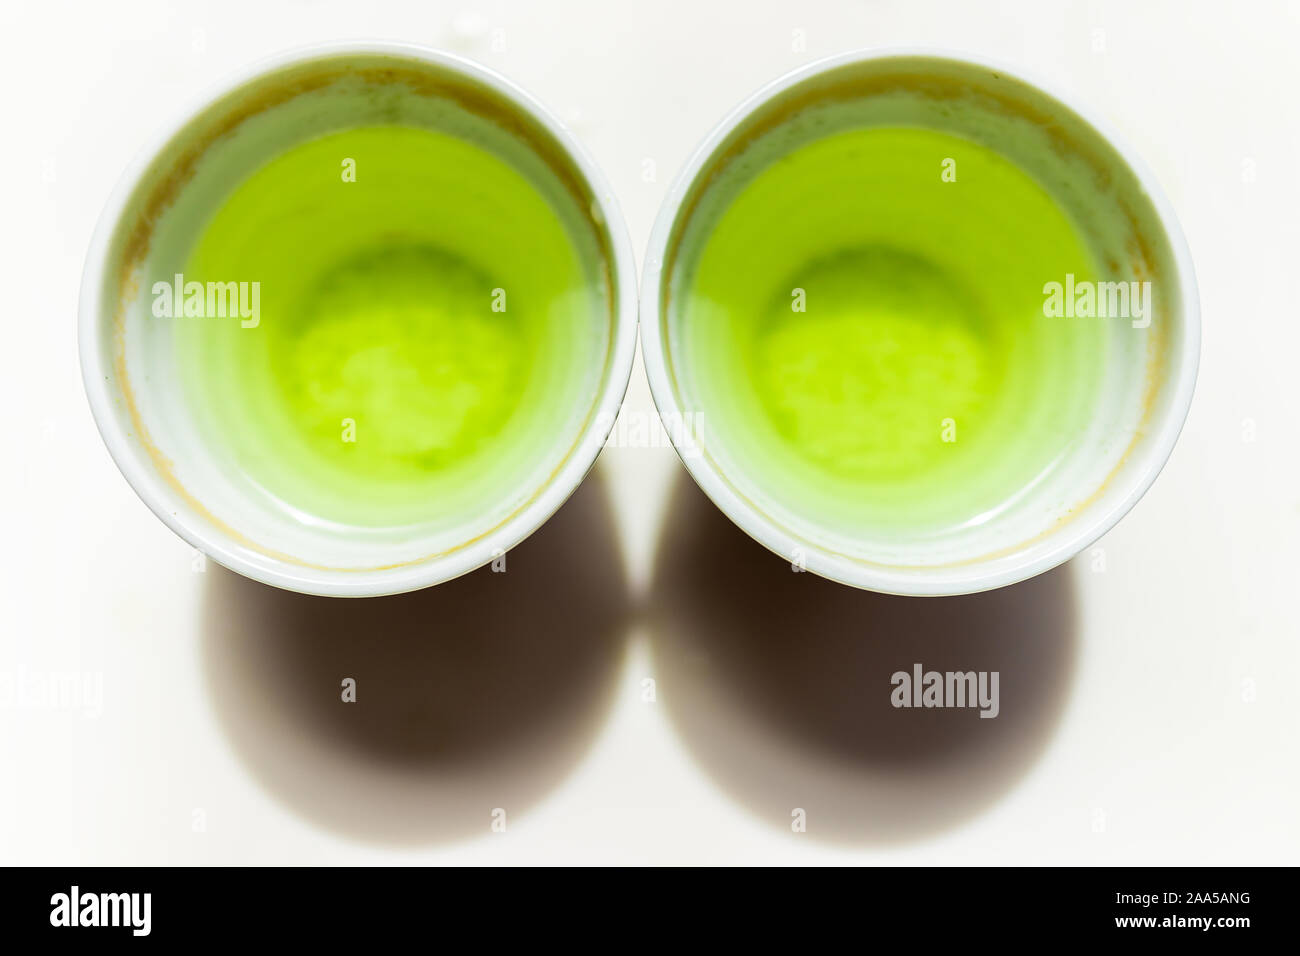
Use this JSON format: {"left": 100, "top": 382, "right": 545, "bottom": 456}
{"left": 82, "top": 46, "right": 630, "bottom": 595}
{"left": 645, "top": 53, "right": 1196, "bottom": 594}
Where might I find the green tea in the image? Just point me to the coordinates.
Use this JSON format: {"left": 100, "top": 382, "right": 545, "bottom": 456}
{"left": 173, "top": 124, "right": 606, "bottom": 532}
{"left": 675, "top": 124, "right": 1109, "bottom": 541}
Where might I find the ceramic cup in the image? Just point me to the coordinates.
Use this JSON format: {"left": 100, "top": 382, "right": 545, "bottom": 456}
{"left": 641, "top": 49, "right": 1199, "bottom": 595}
{"left": 80, "top": 42, "right": 637, "bottom": 597}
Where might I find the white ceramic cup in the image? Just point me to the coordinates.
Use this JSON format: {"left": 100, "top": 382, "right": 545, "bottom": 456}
{"left": 641, "top": 49, "right": 1199, "bottom": 596}
{"left": 80, "top": 42, "right": 637, "bottom": 597}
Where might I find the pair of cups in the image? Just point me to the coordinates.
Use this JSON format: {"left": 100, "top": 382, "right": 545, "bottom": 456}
{"left": 81, "top": 42, "right": 1198, "bottom": 598}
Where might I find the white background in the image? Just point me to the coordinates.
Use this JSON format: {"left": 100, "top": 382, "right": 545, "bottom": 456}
{"left": 2, "top": 0, "right": 1297, "bottom": 864}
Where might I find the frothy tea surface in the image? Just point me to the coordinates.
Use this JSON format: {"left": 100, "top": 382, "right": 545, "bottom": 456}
{"left": 174, "top": 125, "right": 605, "bottom": 531}
{"left": 675, "top": 124, "right": 1109, "bottom": 545}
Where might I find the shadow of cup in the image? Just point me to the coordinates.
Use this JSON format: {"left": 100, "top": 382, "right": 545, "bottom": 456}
{"left": 649, "top": 473, "right": 1079, "bottom": 844}
{"left": 201, "top": 469, "right": 631, "bottom": 845}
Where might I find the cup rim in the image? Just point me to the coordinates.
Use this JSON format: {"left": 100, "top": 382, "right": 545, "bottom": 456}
{"left": 639, "top": 46, "right": 1200, "bottom": 596}
{"left": 79, "top": 40, "right": 639, "bottom": 597}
